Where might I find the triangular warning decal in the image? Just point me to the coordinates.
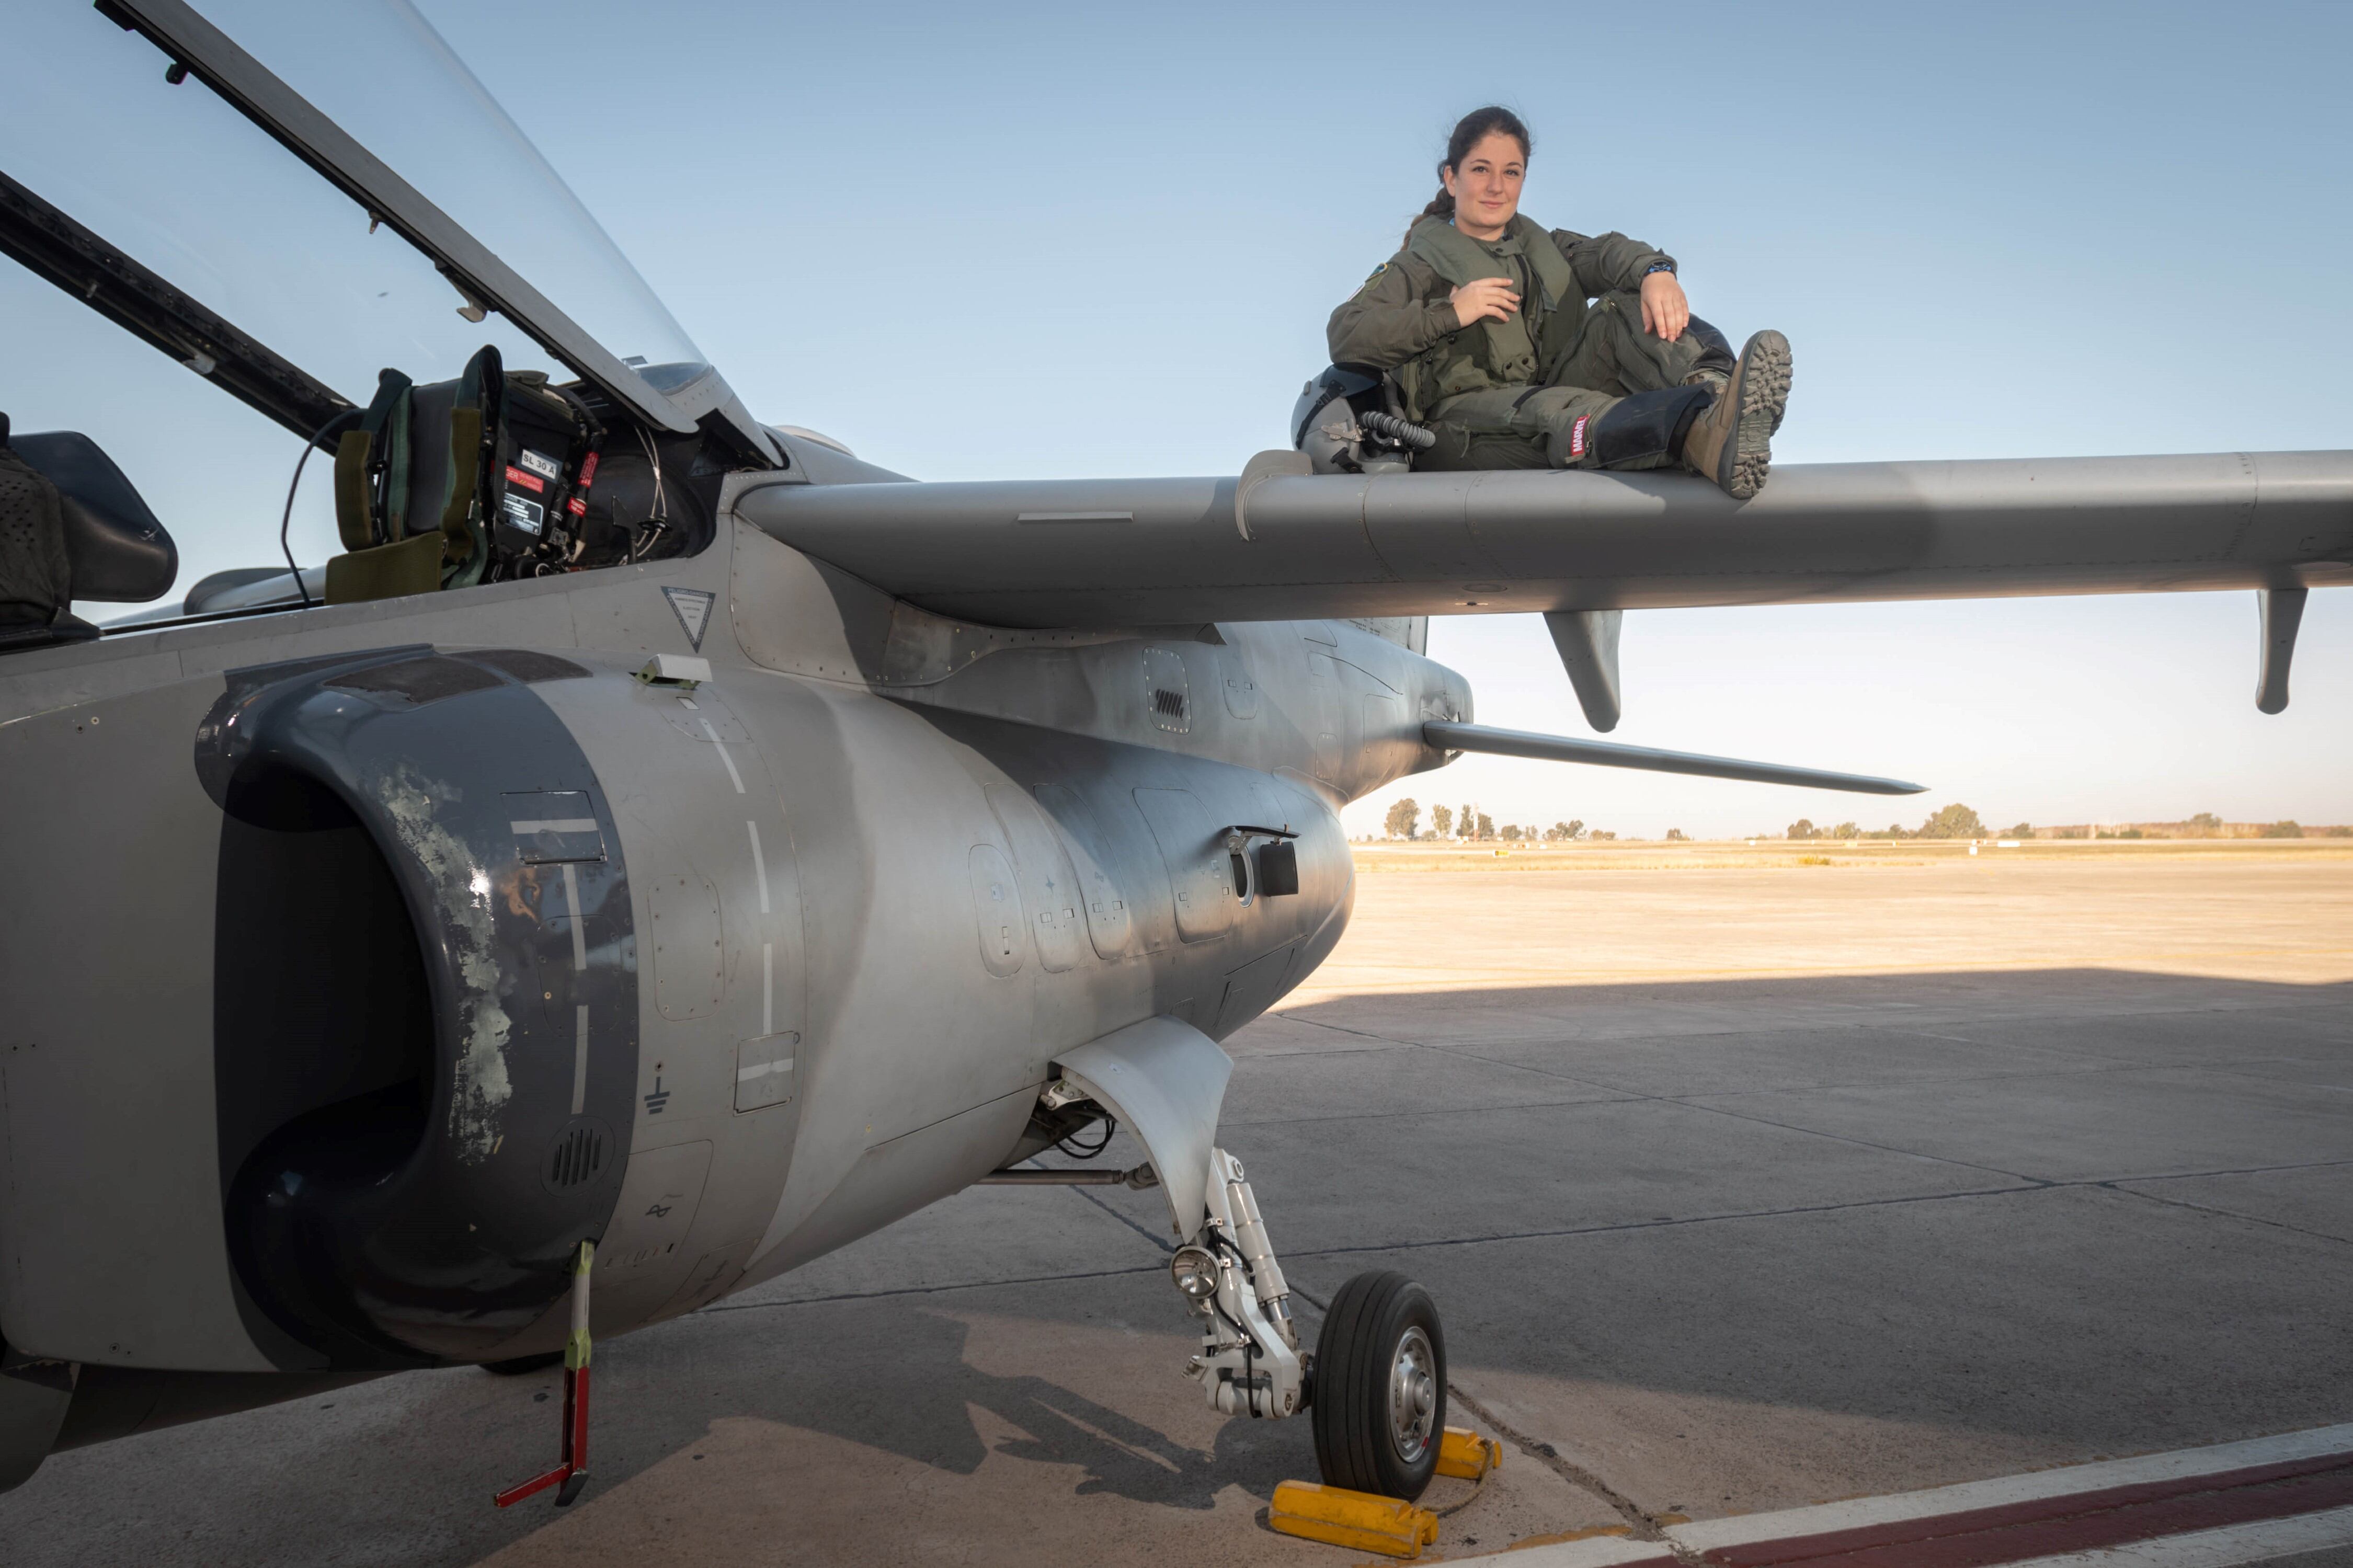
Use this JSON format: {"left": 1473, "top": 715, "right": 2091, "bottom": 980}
{"left": 662, "top": 587, "right": 715, "bottom": 652}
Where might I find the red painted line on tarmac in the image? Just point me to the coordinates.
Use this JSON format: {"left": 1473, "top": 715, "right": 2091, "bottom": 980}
{"left": 1701, "top": 1450, "right": 2353, "bottom": 1567}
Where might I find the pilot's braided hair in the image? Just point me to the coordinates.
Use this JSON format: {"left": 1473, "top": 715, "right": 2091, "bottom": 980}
{"left": 1410, "top": 106, "right": 1532, "bottom": 245}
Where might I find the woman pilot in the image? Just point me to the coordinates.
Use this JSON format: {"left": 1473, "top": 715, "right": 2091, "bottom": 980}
{"left": 1328, "top": 106, "right": 1791, "bottom": 498}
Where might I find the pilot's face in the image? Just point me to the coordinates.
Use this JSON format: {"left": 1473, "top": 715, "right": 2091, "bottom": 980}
{"left": 1443, "top": 133, "right": 1526, "bottom": 241}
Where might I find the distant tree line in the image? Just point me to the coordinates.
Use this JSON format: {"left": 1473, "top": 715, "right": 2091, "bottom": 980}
{"left": 1376, "top": 798, "right": 2345, "bottom": 846}
{"left": 1786, "top": 804, "right": 1988, "bottom": 841}
{"left": 1773, "top": 806, "right": 2344, "bottom": 842}
{"left": 1377, "top": 798, "right": 1614, "bottom": 842}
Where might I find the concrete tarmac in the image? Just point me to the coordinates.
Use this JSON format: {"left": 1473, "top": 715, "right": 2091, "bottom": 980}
{"left": 5, "top": 844, "right": 2350, "bottom": 1565}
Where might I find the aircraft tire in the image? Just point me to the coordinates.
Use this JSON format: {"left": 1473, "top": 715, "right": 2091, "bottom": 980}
{"left": 1310, "top": 1269, "right": 1445, "bottom": 1501}
{"left": 481, "top": 1352, "right": 564, "bottom": 1376}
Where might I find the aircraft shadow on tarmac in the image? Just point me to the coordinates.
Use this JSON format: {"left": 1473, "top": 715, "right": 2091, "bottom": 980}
{"left": 767, "top": 1302, "right": 1298, "bottom": 1507}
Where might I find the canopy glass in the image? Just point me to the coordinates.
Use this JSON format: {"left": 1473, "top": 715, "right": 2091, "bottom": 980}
{"left": 3, "top": 0, "right": 710, "bottom": 426}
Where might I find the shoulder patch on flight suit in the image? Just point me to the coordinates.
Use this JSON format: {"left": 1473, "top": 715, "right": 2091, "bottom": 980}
{"left": 1353, "top": 261, "right": 1390, "bottom": 300}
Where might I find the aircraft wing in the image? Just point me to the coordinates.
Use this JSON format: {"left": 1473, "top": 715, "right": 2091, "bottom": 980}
{"left": 737, "top": 450, "right": 2353, "bottom": 627}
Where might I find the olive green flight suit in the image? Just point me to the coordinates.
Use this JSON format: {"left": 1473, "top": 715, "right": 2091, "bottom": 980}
{"left": 1327, "top": 217, "right": 1716, "bottom": 470}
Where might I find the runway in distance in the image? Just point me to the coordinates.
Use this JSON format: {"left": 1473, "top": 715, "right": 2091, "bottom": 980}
{"left": 1, "top": 0, "right": 2345, "bottom": 1512}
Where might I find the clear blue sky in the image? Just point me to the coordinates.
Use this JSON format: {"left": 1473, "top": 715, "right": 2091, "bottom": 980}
{"left": 5, "top": 1, "right": 2347, "bottom": 835}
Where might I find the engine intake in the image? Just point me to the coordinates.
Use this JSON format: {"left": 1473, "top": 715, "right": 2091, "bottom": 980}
{"left": 196, "top": 646, "right": 638, "bottom": 1367}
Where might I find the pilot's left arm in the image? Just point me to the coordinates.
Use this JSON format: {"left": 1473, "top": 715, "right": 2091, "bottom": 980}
{"left": 1551, "top": 229, "right": 1676, "bottom": 299}
{"left": 1554, "top": 228, "right": 1688, "bottom": 341}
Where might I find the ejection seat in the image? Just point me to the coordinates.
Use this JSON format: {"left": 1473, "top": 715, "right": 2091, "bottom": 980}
{"left": 324, "top": 345, "right": 526, "bottom": 604}
{"left": 0, "top": 414, "right": 178, "bottom": 652}
{"left": 323, "top": 345, "right": 687, "bottom": 605}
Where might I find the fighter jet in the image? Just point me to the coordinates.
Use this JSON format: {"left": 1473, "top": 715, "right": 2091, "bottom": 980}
{"left": 1, "top": 0, "right": 2344, "bottom": 1512}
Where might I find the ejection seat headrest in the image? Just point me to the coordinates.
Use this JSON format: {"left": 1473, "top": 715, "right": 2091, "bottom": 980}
{"left": 7, "top": 427, "right": 179, "bottom": 603}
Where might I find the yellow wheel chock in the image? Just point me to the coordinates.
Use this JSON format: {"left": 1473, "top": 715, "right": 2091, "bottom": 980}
{"left": 1435, "top": 1425, "right": 1503, "bottom": 1480}
{"left": 1270, "top": 1480, "right": 1440, "bottom": 1558}
{"left": 1269, "top": 1430, "right": 1500, "bottom": 1557}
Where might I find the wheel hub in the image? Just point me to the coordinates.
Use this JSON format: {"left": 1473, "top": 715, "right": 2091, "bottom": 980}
{"left": 1387, "top": 1325, "right": 1437, "bottom": 1464}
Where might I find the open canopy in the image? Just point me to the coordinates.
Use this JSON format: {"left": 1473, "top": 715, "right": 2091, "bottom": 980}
{"left": 1, "top": 0, "right": 772, "bottom": 459}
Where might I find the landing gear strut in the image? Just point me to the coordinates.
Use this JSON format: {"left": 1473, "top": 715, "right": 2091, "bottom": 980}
{"left": 1163, "top": 1159, "right": 1448, "bottom": 1503}
{"left": 1018, "top": 1020, "right": 1448, "bottom": 1501}
{"left": 1171, "top": 1148, "right": 1307, "bottom": 1417}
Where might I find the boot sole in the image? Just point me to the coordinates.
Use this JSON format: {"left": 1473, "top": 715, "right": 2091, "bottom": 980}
{"left": 1719, "top": 330, "right": 1792, "bottom": 499}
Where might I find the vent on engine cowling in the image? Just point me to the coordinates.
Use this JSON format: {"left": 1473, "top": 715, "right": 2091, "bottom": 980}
{"left": 543, "top": 1119, "right": 609, "bottom": 1191}
{"left": 1142, "top": 646, "right": 1191, "bottom": 734}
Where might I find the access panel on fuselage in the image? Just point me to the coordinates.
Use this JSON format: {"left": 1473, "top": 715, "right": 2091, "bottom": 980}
{"left": 1133, "top": 787, "right": 1235, "bottom": 943}
{"left": 1033, "top": 781, "right": 1153, "bottom": 958}
{"left": 984, "top": 783, "right": 1087, "bottom": 974}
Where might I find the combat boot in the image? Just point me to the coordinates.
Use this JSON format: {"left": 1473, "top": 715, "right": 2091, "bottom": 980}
{"left": 1678, "top": 330, "right": 1791, "bottom": 499}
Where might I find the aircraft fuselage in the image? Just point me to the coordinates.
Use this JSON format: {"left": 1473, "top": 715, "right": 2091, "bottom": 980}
{"left": 0, "top": 495, "right": 1466, "bottom": 1394}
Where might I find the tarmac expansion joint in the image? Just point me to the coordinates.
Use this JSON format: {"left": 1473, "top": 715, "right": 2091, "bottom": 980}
{"left": 1445, "top": 1379, "right": 1705, "bottom": 1561}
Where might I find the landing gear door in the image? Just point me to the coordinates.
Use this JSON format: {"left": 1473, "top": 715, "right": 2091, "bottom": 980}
{"left": 1053, "top": 1017, "right": 1232, "bottom": 1244}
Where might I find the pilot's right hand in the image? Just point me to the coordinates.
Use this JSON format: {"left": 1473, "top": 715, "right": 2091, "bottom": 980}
{"left": 1449, "top": 277, "right": 1520, "bottom": 328}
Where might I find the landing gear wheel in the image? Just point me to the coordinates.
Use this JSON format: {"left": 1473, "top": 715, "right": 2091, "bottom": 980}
{"left": 482, "top": 1352, "right": 564, "bottom": 1376}
{"left": 1310, "top": 1269, "right": 1445, "bottom": 1501}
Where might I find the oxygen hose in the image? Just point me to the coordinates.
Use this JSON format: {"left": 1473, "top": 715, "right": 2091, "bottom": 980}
{"left": 1357, "top": 410, "right": 1437, "bottom": 451}
{"left": 279, "top": 407, "right": 361, "bottom": 608}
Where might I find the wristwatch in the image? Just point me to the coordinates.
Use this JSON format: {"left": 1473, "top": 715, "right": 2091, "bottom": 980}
{"left": 1644, "top": 261, "right": 1676, "bottom": 276}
